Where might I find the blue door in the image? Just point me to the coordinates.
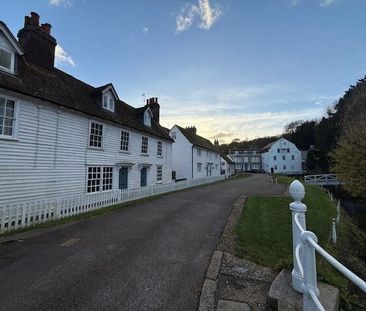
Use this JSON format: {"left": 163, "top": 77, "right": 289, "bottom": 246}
{"left": 140, "top": 168, "right": 147, "bottom": 187}
{"left": 119, "top": 168, "right": 128, "bottom": 190}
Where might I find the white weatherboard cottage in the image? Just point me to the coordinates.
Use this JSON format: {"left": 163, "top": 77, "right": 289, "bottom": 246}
{"left": 260, "top": 138, "right": 302, "bottom": 175}
{"left": 0, "top": 13, "right": 173, "bottom": 205}
{"left": 221, "top": 154, "right": 235, "bottom": 178}
{"left": 170, "top": 125, "right": 221, "bottom": 180}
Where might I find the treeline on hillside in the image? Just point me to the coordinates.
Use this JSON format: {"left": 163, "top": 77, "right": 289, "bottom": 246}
{"left": 219, "top": 76, "right": 366, "bottom": 198}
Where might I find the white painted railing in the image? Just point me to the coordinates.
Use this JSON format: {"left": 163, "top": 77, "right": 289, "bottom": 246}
{"left": 0, "top": 175, "right": 225, "bottom": 234}
{"left": 304, "top": 174, "right": 341, "bottom": 186}
{"left": 289, "top": 180, "right": 366, "bottom": 310}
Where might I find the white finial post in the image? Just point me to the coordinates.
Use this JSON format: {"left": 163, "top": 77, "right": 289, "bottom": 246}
{"left": 332, "top": 218, "right": 337, "bottom": 245}
{"left": 289, "top": 179, "right": 307, "bottom": 292}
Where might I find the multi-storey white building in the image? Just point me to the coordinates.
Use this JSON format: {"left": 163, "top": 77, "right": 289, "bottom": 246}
{"left": 260, "top": 138, "right": 302, "bottom": 175}
{"left": 170, "top": 125, "right": 221, "bottom": 180}
{"left": 0, "top": 13, "right": 173, "bottom": 205}
{"left": 228, "top": 150, "right": 261, "bottom": 172}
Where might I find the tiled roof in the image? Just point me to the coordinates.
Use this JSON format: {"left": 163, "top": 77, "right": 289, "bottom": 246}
{"left": 176, "top": 125, "right": 220, "bottom": 153}
{"left": 222, "top": 154, "right": 234, "bottom": 164}
{"left": 0, "top": 57, "right": 173, "bottom": 142}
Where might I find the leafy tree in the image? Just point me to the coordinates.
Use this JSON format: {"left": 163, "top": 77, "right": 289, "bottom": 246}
{"left": 331, "top": 119, "right": 366, "bottom": 198}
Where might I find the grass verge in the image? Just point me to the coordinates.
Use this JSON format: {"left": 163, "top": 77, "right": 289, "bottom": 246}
{"left": 235, "top": 175, "right": 366, "bottom": 309}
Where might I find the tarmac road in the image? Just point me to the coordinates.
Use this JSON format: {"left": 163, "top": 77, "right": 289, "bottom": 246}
{"left": 0, "top": 174, "right": 286, "bottom": 311}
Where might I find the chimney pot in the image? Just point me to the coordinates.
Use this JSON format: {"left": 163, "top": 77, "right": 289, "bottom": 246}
{"left": 41, "top": 23, "right": 52, "bottom": 35}
{"left": 24, "top": 16, "right": 31, "bottom": 26}
{"left": 30, "top": 12, "right": 40, "bottom": 26}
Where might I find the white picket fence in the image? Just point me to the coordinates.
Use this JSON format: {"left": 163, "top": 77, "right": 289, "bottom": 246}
{"left": 0, "top": 175, "right": 225, "bottom": 234}
{"left": 304, "top": 174, "right": 341, "bottom": 186}
{"left": 289, "top": 180, "right": 366, "bottom": 310}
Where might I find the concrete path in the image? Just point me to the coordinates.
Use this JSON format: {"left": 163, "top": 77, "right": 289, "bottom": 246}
{"left": 0, "top": 174, "right": 285, "bottom": 311}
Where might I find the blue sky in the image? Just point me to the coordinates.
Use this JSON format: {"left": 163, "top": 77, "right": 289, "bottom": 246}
{"left": 2, "top": 0, "right": 366, "bottom": 142}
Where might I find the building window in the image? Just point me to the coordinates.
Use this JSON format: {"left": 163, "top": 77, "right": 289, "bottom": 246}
{"left": 277, "top": 148, "right": 280, "bottom": 153}
{"left": 197, "top": 162, "right": 202, "bottom": 172}
{"left": 141, "top": 136, "right": 148, "bottom": 154}
{"left": 156, "top": 165, "right": 162, "bottom": 182}
{"left": 171, "top": 132, "right": 176, "bottom": 139}
{"left": 86, "top": 166, "right": 113, "bottom": 193}
{"left": 0, "top": 48, "right": 13, "bottom": 72}
{"left": 215, "top": 164, "right": 218, "bottom": 171}
{"left": 287, "top": 148, "right": 290, "bottom": 153}
{"left": 283, "top": 165, "right": 286, "bottom": 170}
{"left": 282, "top": 155, "right": 286, "bottom": 160}
{"left": 197, "top": 149, "right": 202, "bottom": 156}
{"left": 0, "top": 97, "right": 16, "bottom": 137}
{"left": 274, "top": 165, "right": 277, "bottom": 170}
{"left": 291, "top": 155, "right": 295, "bottom": 160}
{"left": 89, "top": 122, "right": 103, "bottom": 148}
{"left": 102, "top": 167, "right": 113, "bottom": 191}
{"left": 144, "top": 111, "right": 151, "bottom": 127}
{"left": 157, "top": 141, "right": 162, "bottom": 156}
{"left": 273, "top": 156, "right": 276, "bottom": 160}
{"left": 87, "top": 167, "right": 101, "bottom": 193}
{"left": 102, "top": 94, "right": 114, "bottom": 112}
{"left": 120, "top": 130, "right": 129, "bottom": 151}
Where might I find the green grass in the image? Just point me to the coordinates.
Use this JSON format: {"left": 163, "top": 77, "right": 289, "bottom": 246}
{"left": 235, "top": 175, "right": 366, "bottom": 309}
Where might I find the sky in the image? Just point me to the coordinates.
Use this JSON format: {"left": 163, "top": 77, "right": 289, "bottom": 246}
{"left": 2, "top": 0, "right": 366, "bottom": 143}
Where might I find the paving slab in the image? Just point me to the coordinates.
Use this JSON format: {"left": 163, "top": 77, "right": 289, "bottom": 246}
{"left": 217, "top": 299, "right": 251, "bottom": 311}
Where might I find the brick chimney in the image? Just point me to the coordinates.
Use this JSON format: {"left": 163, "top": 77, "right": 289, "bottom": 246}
{"left": 146, "top": 97, "right": 160, "bottom": 124}
{"left": 185, "top": 126, "right": 197, "bottom": 135}
{"left": 17, "top": 12, "right": 57, "bottom": 70}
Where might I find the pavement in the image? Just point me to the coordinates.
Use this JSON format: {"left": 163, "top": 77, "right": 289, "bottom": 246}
{"left": 0, "top": 174, "right": 286, "bottom": 311}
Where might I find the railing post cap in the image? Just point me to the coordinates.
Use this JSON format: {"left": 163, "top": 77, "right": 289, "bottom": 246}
{"left": 289, "top": 180, "right": 305, "bottom": 202}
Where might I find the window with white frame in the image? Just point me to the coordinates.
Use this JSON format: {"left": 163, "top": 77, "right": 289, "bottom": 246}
{"left": 141, "top": 136, "right": 148, "bottom": 154}
{"left": 102, "top": 94, "right": 114, "bottom": 112}
{"left": 215, "top": 164, "right": 218, "bottom": 171}
{"left": 89, "top": 122, "right": 103, "bottom": 148}
{"left": 282, "top": 155, "right": 286, "bottom": 160}
{"left": 157, "top": 165, "right": 162, "bottom": 182}
{"left": 171, "top": 132, "right": 176, "bottom": 139}
{"left": 197, "top": 162, "right": 202, "bottom": 172}
{"left": 157, "top": 141, "right": 162, "bottom": 156}
{"left": 143, "top": 111, "right": 151, "bottom": 127}
{"left": 291, "top": 155, "right": 295, "bottom": 160}
{"left": 0, "top": 97, "right": 16, "bottom": 137}
{"left": 87, "top": 166, "right": 113, "bottom": 193}
{"left": 273, "top": 156, "right": 276, "bottom": 160}
{"left": 87, "top": 166, "right": 101, "bottom": 193}
{"left": 0, "top": 48, "right": 13, "bottom": 73}
{"left": 283, "top": 165, "right": 286, "bottom": 170}
{"left": 102, "top": 167, "right": 113, "bottom": 191}
{"left": 120, "top": 130, "right": 129, "bottom": 151}
{"left": 197, "top": 148, "right": 201, "bottom": 156}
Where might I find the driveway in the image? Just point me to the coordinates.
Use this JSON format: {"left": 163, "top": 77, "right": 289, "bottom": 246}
{"left": 0, "top": 174, "right": 286, "bottom": 311}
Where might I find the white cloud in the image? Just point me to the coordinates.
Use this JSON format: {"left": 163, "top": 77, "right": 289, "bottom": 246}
{"left": 176, "top": 0, "right": 222, "bottom": 33}
{"left": 142, "top": 26, "right": 149, "bottom": 35}
{"left": 49, "top": 0, "right": 73, "bottom": 7}
{"left": 55, "top": 45, "right": 75, "bottom": 67}
{"left": 319, "top": 0, "right": 337, "bottom": 6}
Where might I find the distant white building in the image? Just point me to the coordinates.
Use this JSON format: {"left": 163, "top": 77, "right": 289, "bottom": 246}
{"left": 260, "top": 138, "right": 302, "bottom": 175}
{"left": 170, "top": 125, "right": 221, "bottom": 180}
{"left": 221, "top": 154, "right": 235, "bottom": 178}
{"left": 228, "top": 149, "right": 261, "bottom": 173}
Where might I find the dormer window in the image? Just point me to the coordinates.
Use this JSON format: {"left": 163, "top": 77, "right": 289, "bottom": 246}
{"left": 102, "top": 94, "right": 114, "bottom": 112}
{"left": 143, "top": 110, "right": 152, "bottom": 127}
{"left": 0, "top": 48, "right": 13, "bottom": 72}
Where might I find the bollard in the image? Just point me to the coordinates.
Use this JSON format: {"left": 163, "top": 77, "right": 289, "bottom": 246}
{"left": 336, "top": 200, "right": 341, "bottom": 223}
{"left": 289, "top": 180, "right": 307, "bottom": 292}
